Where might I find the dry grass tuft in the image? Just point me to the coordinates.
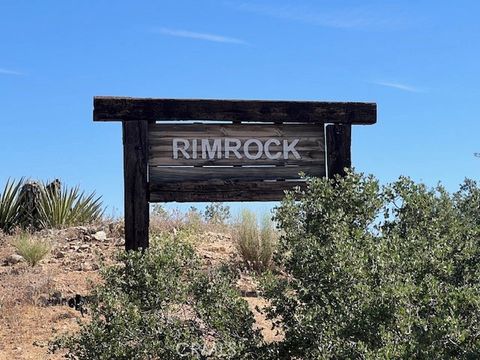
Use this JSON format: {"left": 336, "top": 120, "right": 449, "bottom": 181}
{"left": 13, "top": 233, "right": 51, "bottom": 267}
{"left": 233, "top": 209, "right": 278, "bottom": 272}
{"left": 150, "top": 207, "right": 231, "bottom": 242}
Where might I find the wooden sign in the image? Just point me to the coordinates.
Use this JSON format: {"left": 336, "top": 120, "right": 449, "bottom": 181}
{"left": 148, "top": 123, "right": 325, "bottom": 202}
{"left": 93, "top": 97, "right": 376, "bottom": 249}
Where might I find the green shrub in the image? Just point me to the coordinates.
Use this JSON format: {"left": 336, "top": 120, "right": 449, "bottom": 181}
{"left": 184, "top": 206, "right": 204, "bottom": 234}
{"left": 0, "top": 179, "right": 23, "bottom": 233}
{"left": 234, "top": 209, "right": 277, "bottom": 272}
{"left": 151, "top": 203, "right": 168, "bottom": 218}
{"left": 37, "top": 184, "right": 103, "bottom": 229}
{"left": 204, "top": 202, "right": 231, "bottom": 225}
{"left": 51, "top": 237, "right": 265, "bottom": 359}
{"left": 263, "top": 171, "right": 480, "bottom": 359}
{"left": 150, "top": 206, "right": 214, "bottom": 241}
{"left": 13, "top": 233, "right": 51, "bottom": 266}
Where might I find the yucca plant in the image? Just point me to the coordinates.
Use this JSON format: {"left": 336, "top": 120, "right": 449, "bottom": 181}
{"left": 0, "top": 178, "right": 24, "bottom": 233}
{"left": 38, "top": 184, "right": 104, "bottom": 229}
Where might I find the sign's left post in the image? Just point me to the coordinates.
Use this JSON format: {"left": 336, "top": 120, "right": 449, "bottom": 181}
{"left": 122, "top": 120, "right": 149, "bottom": 250}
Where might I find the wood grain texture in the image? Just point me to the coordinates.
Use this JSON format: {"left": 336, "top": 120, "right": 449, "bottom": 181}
{"left": 149, "top": 165, "right": 325, "bottom": 183}
{"left": 123, "top": 120, "right": 149, "bottom": 251}
{"left": 149, "top": 181, "right": 306, "bottom": 202}
{"left": 94, "top": 97, "right": 377, "bottom": 124}
{"left": 326, "top": 124, "right": 352, "bottom": 178}
{"left": 148, "top": 123, "right": 325, "bottom": 166}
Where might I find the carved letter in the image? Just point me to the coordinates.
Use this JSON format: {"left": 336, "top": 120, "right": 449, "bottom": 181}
{"left": 243, "top": 139, "right": 263, "bottom": 160}
{"left": 283, "top": 139, "right": 300, "bottom": 159}
{"left": 173, "top": 139, "right": 190, "bottom": 159}
{"left": 264, "top": 138, "right": 281, "bottom": 160}
{"left": 224, "top": 138, "right": 242, "bottom": 159}
{"left": 192, "top": 139, "right": 198, "bottom": 159}
{"left": 201, "top": 139, "right": 222, "bottom": 159}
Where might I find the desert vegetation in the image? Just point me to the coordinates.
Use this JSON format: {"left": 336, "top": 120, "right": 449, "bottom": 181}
{"left": 0, "top": 179, "right": 24, "bottom": 233}
{"left": 263, "top": 172, "right": 480, "bottom": 358}
{"left": 0, "top": 179, "right": 103, "bottom": 233}
{"left": 233, "top": 209, "right": 278, "bottom": 272}
{"left": 2, "top": 172, "right": 480, "bottom": 359}
{"left": 51, "top": 237, "right": 264, "bottom": 359}
{"left": 204, "top": 202, "right": 231, "bottom": 225}
{"left": 13, "top": 233, "right": 51, "bottom": 267}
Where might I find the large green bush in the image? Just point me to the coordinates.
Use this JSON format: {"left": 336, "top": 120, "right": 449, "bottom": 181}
{"left": 264, "top": 171, "right": 480, "bottom": 359}
{"left": 51, "top": 172, "right": 480, "bottom": 359}
{"left": 52, "top": 237, "right": 265, "bottom": 359}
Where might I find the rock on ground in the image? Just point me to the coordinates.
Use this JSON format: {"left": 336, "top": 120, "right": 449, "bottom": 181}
{"left": 4, "top": 254, "right": 24, "bottom": 265}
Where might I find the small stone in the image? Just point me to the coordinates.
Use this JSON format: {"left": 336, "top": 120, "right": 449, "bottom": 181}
{"left": 80, "top": 261, "right": 98, "bottom": 271}
{"left": 33, "top": 340, "right": 47, "bottom": 347}
{"left": 92, "top": 231, "right": 107, "bottom": 241}
{"left": 36, "top": 295, "right": 50, "bottom": 307}
{"left": 54, "top": 250, "right": 65, "bottom": 259}
{"left": 79, "top": 244, "right": 90, "bottom": 251}
{"left": 5, "top": 254, "right": 24, "bottom": 265}
{"left": 76, "top": 226, "right": 88, "bottom": 233}
{"left": 50, "top": 291, "right": 64, "bottom": 305}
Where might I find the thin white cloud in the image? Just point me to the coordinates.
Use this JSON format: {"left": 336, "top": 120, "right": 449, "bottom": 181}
{"left": 0, "top": 68, "right": 23, "bottom": 76}
{"left": 372, "top": 81, "right": 424, "bottom": 93}
{"left": 229, "top": 2, "right": 408, "bottom": 29}
{"left": 153, "top": 27, "right": 248, "bottom": 45}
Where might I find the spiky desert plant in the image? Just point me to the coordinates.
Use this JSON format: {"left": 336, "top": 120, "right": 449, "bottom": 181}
{"left": 0, "top": 178, "right": 24, "bottom": 233}
{"left": 13, "top": 233, "right": 51, "bottom": 266}
{"left": 38, "top": 184, "right": 103, "bottom": 229}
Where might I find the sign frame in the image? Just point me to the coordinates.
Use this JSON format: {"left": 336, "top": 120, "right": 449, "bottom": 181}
{"left": 93, "top": 97, "right": 376, "bottom": 250}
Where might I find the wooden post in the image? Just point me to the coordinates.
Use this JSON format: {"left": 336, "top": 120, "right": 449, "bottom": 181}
{"left": 326, "top": 124, "right": 352, "bottom": 178}
{"left": 122, "top": 120, "right": 149, "bottom": 250}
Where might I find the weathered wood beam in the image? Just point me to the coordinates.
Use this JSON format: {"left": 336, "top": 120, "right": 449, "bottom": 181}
{"left": 94, "top": 97, "right": 376, "bottom": 124}
{"left": 326, "top": 124, "right": 352, "bottom": 177}
{"left": 149, "top": 181, "right": 306, "bottom": 202}
{"left": 149, "top": 165, "right": 324, "bottom": 183}
{"left": 122, "top": 120, "right": 149, "bottom": 250}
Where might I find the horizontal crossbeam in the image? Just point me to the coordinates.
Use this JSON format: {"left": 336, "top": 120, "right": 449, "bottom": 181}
{"left": 93, "top": 97, "right": 377, "bottom": 124}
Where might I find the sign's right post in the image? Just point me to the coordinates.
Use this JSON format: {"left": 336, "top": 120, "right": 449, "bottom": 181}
{"left": 326, "top": 124, "right": 352, "bottom": 178}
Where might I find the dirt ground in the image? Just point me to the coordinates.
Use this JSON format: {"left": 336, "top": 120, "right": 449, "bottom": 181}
{"left": 0, "top": 226, "right": 280, "bottom": 359}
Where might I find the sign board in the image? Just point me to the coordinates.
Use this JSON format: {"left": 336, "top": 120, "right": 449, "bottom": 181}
{"left": 93, "top": 97, "right": 376, "bottom": 249}
{"left": 148, "top": 123, "right": 325, "bottom": 202}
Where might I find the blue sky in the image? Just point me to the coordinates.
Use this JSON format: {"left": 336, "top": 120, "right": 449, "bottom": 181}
{"left": 1, "top": 0, "right": 479, "bottom": 217}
